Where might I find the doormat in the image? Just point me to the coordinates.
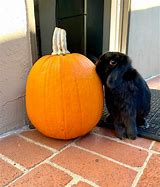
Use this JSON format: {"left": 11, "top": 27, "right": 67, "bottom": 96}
{"left": 98, "top": 89, "right": 160, "bottom": 141}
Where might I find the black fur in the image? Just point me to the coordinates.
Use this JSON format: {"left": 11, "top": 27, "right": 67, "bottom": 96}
{"left": 96, "top": 52, "right": 151, "bottom": 139}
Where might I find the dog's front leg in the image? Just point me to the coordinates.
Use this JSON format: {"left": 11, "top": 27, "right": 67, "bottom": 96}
{"left": 113, "top": 118, "right": 126, "bottom": 140}
{"left": 125, "top": 117, "right": 137, "bottom": 140}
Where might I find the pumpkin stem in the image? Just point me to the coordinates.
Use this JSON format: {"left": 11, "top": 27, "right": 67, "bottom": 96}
{"left": 52, "top": 27, "right": 70, "bottom": 55}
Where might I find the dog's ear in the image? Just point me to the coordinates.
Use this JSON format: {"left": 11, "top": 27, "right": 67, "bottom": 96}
{"left": 95, "top": 57, "right": 107, "bottom": 85}
{"left": 106, "top": 53, "right": 133, "bottom": 89}
{"left": 123, "top": 69, "right": 138, "bottom": 81}
{"left": 107, "top": 68, "right": 124, "bottom": 88}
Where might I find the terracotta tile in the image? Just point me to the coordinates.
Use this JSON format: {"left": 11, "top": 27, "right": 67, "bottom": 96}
{"left": 72, "top": 181, "right": 93, "bottom": 187}
{"left": 93, "top": 127, "right": 116, "bottom": 138}
{"left": 51, "top": 146, "right": 137, "bottom": 187}
{"left": 147, "top": 76, "right": 160, "bottom": 90}
{"left": 76, "top": 134, "right": 148, "bottom": 167}
{"left": 10, "top": 163, "right": 72, "bottom": 187}
{"left": 0, "top": 159, "right": 22, "bottom": 186}
{"left": 0, "top": 136, "right": 52, "bottom": 169}
{"left": 94, "top": 127, "right": 152, "bottom": 149}
{"left": 152, "top": 141, "right": 160, "bottom": 152}
{"left": 21, "top": 130, "right": 72, "bottom": 150}
{"left": 137, "top": 154, "right": 160, "bottom": 187}
{"left": 123, "top": 138, "right": 153, "bottom": 149}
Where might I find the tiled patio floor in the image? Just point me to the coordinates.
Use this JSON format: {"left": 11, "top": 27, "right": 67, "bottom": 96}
{"left": 0, "top": 75, "right": 160, "bottom": 187}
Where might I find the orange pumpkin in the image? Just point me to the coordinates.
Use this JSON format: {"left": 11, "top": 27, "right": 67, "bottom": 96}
{"left": 26, "top": 27, "right": 104, "bottom": 139}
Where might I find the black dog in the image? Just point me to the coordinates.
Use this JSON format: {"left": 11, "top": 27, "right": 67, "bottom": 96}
{"left": 96, "top": 52, "right": 151, "bottom": 139}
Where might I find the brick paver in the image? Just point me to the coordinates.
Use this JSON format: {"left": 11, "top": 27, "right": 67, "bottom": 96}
{"left": 0, "top": 159, "right": 22, "bottom": 186}
{"left": 21, "top": 130, "right": 71, "bottom": 150}
{"left": 0, "top": 136, "right": 52, "bottom": 169}
{"left": 151, "top": 142, "right": 160, "bottom": 152}
{"left": 93, "top": 127, "right": 153, "bottom": 149}
{"left": 72, "top": 181, "right": 93, "bottom": 187}
{"left": 137, "top": 154, "right": 160, "bottom": 187}
{"left": 76, "top": 134, "right": 148, "bottom": 167}
{"left": 51, "top": 146, "right": 137, "bottom": 187}
{"left": 147, "top": 75, "right": 160, "bottom": 90}
{"left": 10, "top": 163, "right": 72, "bottom": 187}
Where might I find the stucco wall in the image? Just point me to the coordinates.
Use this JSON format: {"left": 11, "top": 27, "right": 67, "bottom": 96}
{"left": 128, "top": 0, "right": 160, "bottom": 78}
{"left": 0, "top": 0, "right": 32, "bottom": 134}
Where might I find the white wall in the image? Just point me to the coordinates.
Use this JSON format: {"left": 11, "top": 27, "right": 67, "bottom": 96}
{"left": 0, "top": 0, "right": 32, "bottom": 134}
{"left": 128, "top": 0, "right": 160, "bottom": 78}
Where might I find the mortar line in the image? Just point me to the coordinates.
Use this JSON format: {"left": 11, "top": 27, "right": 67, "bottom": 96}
{"left": 5, "top": 153, "right": 58, "bottom": 187}
{"left": 92, "top": 132, "right": 159, "bottom": 153}
{"left": 2, "top": 129, "right": 159, "bottom": 187}
{"left": 149, "top": 141, "right": 155, "bottom": 150}
{"left": 131, "top": 140, "right": 155, "bottom": 187}
{"left": 0, "top": 153, "right": 28, "bottom": 173}
{"left": 46, "top": 137, "right": 81, "bottom": 160}
{"left": 73, "top": 144, "right": 139, "bottom": 172}
{"left": 131, "top": 152, "right": 152, "bottom": 187}
{"left": 5, "top": 137, "right": 99, "bottom": 187}
{"left": 5, "top": 139, "right": 78, "bottom": 186}
{"left": 45, "top": 139, "right": 100, "bottom": 187}
{"left": 18, "top": 134, "right": 57, "bottom": 153}
{"left": 46, "top": 161, "right": 100, "bottom": 187}
{"left": 0, "top": 126, "right": 29, "bottom": 139}
{"left": 65, "top": 178, "right": 80, "bottom": 187}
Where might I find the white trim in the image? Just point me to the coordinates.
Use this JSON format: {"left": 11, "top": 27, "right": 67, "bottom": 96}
{"left": 25, "top": 0, "right": 38, "bottom": 63}
{"left": 109, "top": 0, "right": 131, "bottom": 53}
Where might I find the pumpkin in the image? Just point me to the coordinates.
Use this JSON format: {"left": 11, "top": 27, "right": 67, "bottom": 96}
{"left": 26, "top": 27, "right": 104, "bottom": 139}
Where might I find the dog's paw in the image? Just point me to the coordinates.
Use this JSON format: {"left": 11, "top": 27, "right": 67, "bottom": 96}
{"left": 116, "top": 132, "right": 127, "bottom": 140}
{"left": 114, "top": 124, "right": 126, "bottom": 140}
{"left": 127, "top": 132, "right": 137, "bottom": 140}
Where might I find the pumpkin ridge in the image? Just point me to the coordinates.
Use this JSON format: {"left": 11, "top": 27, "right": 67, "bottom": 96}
{"left": 39, "top": 55, "right": 51, "bottom": 72}
{"left": 72, "top": 54, "right": 103, "bottom": 131}
{"left": 72, "top": 54, "right": 92, "bottom": 134}
{"left": 95, "top": 74, "right": 104, "bottom": 125}
{"left": 43, "top": 57, "right": 52, "bottom": 133}
{"left": 60, "top": 55, "right": 66, "bottom": 138}
{"left": 71, "top": 55, "right": 83, "bottom": 135}
{"left": 46, "top": 57, "right": 55, "bottom": 132}
{"left": 73, "top": 53, "right": 93, "bottom": 68}
{"left": 51, "top": 56, "right": 60, "bottom": 137}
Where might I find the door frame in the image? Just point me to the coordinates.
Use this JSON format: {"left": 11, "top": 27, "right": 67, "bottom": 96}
{"left": 109, "top": 0, "right": 131, "bottom": 53}
{"left": 27, "top": 0, "right": 131, "bottom": 64}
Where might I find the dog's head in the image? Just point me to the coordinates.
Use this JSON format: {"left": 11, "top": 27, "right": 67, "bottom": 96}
{"left": 96, "top": 52, "right": 133, "bottom": 89}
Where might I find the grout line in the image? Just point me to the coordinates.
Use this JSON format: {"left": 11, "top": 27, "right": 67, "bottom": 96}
{"left": 2, "top": 130, "right": 160, "bottom": 187}
{"left": 0, "top": 153, "right": 28, "bottom": 173}
{"left": 92, "top": 131, "right": 160, "bottom": 154}
{"left": 145, "top": 74, "right": 160, "bottom": 81}
{"left": 65, "top": 178, "right": 79, "bottom": 187}
{"left": 5, "top": 153, "right": 57, "bottom": 187}
{"left": 0, "top": 126, "right": 29, "bottom": 139}
{"left": 18, "top": 134, "right": 57, "bottom": 153}
{"left": 46, "top": 161, "right": 100, "bottom": 187}
{"left": 131, "top": 141, "right": 155, "bottom": 187}
{"left": 131, "top": 152, "right": 152, "bottom": 187}
{"left": 5, "top": 139, "right": 78, "bottom": 186}
{"left": 149, "top": 141, "right": 155, "bottom": 150}
{"left": 92, "top": 132, "right": 148, "bottom": 150}
{"left": 73, "top": 144, "right": 139, "bottom": 172}
{"left": 43, "top": 138, "right": 100, "bottom": 187}
{"left": 46, "top": 137, "right": 82, "bottom": 160}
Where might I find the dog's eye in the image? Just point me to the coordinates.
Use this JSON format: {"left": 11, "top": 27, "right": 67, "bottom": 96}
{"left": 109, "top": 60, "right": 117, "bottom": 66}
